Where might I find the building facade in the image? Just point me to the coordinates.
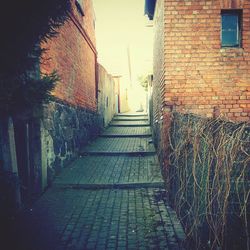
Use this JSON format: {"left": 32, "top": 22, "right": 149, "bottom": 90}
{"left": 145, "top": 0, "right": 250, "bottom": 160}
{"left": 148, "top": 0, "right": 250, "bottom": 124}
{"left": 144, "top": 1, "right": 250, "bottom": 247}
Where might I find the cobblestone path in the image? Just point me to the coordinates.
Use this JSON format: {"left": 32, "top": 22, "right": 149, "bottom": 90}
{"left": 7, "top": 113, "right": 185, "bottom": 250}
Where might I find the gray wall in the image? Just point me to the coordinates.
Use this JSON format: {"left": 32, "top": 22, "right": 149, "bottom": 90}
{"left": 97, "top": 64, "right": 116, "bottom": 127}
{"left": 41, "top": 100, "right": 101, "bottom": 187}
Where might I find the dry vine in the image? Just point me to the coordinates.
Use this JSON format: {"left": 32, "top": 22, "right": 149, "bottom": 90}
{"left": 168, "top": 112, "right": 250, "bottom": 250}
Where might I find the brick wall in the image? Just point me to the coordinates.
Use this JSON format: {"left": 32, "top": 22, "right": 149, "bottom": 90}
{"left": 152, "top": 0, "right": 165, "bottom": 145}
{"left": 154, "top": 0, "right": 250, "bottom": 122}
{"left": 41, "top": 0, "right": 97, "bottom": 111}
{"left": 153, "top": 0, "right": 165, "bottom": 119}
{"left": 38, "top": 0, "right": 100, "bottom": 190}
{"left": 151, "top": 0, "right": 173, "bottom": 176}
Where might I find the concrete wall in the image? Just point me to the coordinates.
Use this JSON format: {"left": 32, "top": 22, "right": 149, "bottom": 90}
{"left": 97, "top": 64, "right": 116, "bottom": 127}
{"left": 116, "top": 77, "right": 130, "bottom": 113}
{"left": 153, "top": 0, "right": 250, "bottom": 122}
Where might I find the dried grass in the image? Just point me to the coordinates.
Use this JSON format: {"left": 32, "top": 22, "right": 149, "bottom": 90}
{"left": 168, "top": 112, "right": 250, "bottom": 249}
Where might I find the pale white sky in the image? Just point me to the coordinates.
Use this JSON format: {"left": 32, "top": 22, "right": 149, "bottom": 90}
{"left": 92, "top": 0, "right": 153, "bottom": 82}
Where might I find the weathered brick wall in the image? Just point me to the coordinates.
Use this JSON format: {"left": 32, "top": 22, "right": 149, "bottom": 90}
{"left": 152, "top": 0, "right": 172, "bottom": 173}
{"left": 97, "top": 64, "right": 116, "bottom": 127}
{"left": 41, "top": 0, "right": 97, "bottom": 111}
{"left": 156, "top": 0, "right": 250, "bottom": 122}
{"left": 80, "top": 0, "right": 96, "bottom": 46}
{"left": 152, "top": 0, "right": 250, "bottom": 201}
{"left": 152, "top": 0, "right": 165, "bottom": 146}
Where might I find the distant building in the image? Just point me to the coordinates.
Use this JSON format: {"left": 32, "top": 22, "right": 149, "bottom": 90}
{"left": 97, "top": 64, "right": 117, "bottom": 127}
{"left": 114, "top": 76, "right": 130, "bottom": 113}
{"left": 97, "top": 64, "right": 131, "bottom": 128}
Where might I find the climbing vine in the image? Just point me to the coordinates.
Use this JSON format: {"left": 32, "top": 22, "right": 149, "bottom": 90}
{"left": 168, "top": 112, "right": 250, "bottom": 249}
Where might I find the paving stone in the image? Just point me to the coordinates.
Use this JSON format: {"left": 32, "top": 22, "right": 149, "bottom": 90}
{"left": 101, "top": 126, "right": 152, "bottom": 136}
{"left": 112, "top": 116, "right": 148, "bottom": 121}
{"left": 82, "top": 137, "right": 155, "bottom": 154}
{"left": 11, "top": 188, "right": 184, "bottom": 250}
{"left": 54, "top": 155, "right": 162, "bottom": 186}
{"left": 110, "top": 120, "right": 150, "bottom": 126}
{"left": 5, "top": 113, "right": 186, "bottom": 250}
{"left": 116, "top": 112, "right": 147, "bottom": 117}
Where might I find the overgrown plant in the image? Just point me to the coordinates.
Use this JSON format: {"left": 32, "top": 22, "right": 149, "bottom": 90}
{"left": 138, "top": 75, "right": 149, "bottom": 91}
{"left": 168, "top": 112, "right": 250, "bottom": 249}
{"left": 0, "top": 0, "right": 71, "bottom": 116}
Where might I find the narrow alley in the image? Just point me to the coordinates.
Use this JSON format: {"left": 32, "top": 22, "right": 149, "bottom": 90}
{"left": 1, "top": 1, "right": 249, "bottom": 249}
{"left": 7, "top": 113, "right": 185, "bottom": 250}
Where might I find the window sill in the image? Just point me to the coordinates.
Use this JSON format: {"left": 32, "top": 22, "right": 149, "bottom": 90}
{"left": 220, "top": 47, "right": 244, "bottom": 57}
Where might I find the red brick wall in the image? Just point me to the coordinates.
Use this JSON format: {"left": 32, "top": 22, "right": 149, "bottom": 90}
{"left": 154, "top": 0, "right": 250, "bottom": 122}
{"left": 41, "top": 0, "right": 97, "bottom": 111}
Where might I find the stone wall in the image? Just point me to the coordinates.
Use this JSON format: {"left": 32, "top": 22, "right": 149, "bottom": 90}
{"left": 41, "top": 100, "right": 100, "bottom": 185}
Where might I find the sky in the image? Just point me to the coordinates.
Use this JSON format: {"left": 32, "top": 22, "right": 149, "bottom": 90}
{"left": 92, "top": 0, "right": 153, "bottom": 83}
